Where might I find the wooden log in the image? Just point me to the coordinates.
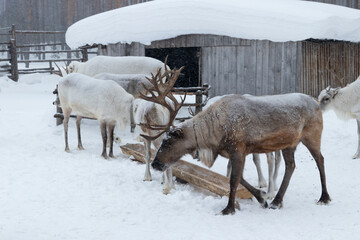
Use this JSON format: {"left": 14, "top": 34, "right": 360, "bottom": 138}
{"left": 120, "top": 143, "right": 252, "bottom": 199}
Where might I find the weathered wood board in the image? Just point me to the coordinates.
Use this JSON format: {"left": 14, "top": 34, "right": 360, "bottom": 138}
{"left": 120, "top": 143, "right": 252, "bottom": 199}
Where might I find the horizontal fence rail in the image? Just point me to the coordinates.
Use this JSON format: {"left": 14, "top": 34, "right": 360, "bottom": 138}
{"left": 52, "top": 84, "right": 211, "bottom": 125}
{"left": 0, "top": 25, "right": 93, "bottom": 81}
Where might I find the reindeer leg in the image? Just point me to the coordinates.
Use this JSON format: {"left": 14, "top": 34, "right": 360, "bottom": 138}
{"left": 162, "top": 167, "right": 174, "bottom": 195}
{"left": 253, "top": 153, "right": 267, "bottom": 188}
{"left": 353, "top": 119, "right": 360, "bottom": 159}
{"left": 143, "top": 139, "right": 152, "bottom": 181}
{"left": 302, "top": 140, "right": 331, "bottom": 205}
{"left": 226, "top": 159, "right": 232, "bottom": 178}
{"left": 240, "top": 178, "right": 268, "bottom": 208}
{"left": 265, "top": 152, "right": 276, "bottom": 200}
{"left": 273, "top": 150, "right": 281, "bottom": 191}
{"left": 270, "top": 147, "right": 296, "bottom": 209}
{"left": 108, "top": 123, "right": 115, "bottom": 158}
{"left": 63, "top": 108, "right": 71, "bottom": 153}
{"left": 76, "top": 116, "right": 84, "bottom": 150}
{"left": 221, "top": 153, "right": 246, "bottom": 215}
{"left": 99, "top": 121, "right": 108, "bottom": 159}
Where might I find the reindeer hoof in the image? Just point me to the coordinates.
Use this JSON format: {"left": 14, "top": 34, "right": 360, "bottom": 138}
{"left": 220, "top": 206, "right": 236, "bottom": 215}
{"left": 143, "top": 177, "right": 152, "bottom": 182}
{"left": 264, "top": 192, "right": 276, "bottom": 200}
{"left": 317, "top": 193, "right": 331, "bottom": 205}
{"left": 352, "top": 153, "right": 360, "bottom": 159}
{"left": 65, "top": 148, "right": 71, "bottom": 153}
{"left": 78, "top": 146, "right": 85, "bottom": 151}
{"left": 269, "top": 201, "right": 282, "bottom": 209}
{"left": 163, "top": 187, "right": 171, "bottom": 195}
{"left": 258, "top": 181, "right": 267, "bottom": 189}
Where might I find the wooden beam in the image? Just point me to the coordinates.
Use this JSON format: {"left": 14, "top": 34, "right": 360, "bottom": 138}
{"left": 120, "top": 143, "right": 252, "bottom": 199}
{"left": 18, "top": 58, "right": 82, "bottom": 63}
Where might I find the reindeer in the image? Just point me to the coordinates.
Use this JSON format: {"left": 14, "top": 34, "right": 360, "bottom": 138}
{"left": 207, "top": 95, "right": 282, "bottom": 199}
{"left": 318, "top": 73, "right": 360, "bottom": 159}
{"left": 58, "top": 73, "right": 134, "bottom": 159}
{"left": 150, "top": 93, "right": 330, "bottom": 214}
{"left": 135, "top": 64, "right": 185, "bottom": 194}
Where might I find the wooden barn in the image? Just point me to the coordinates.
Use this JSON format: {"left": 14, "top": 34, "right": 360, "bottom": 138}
{"left": 65, "top": 0, "right": 360, "bottom": 97}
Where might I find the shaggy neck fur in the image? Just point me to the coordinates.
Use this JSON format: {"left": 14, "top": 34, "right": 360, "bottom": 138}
{"left": 331, "top": 79, "right": 360, "bottom": 120}
{"left": 183, "top": 106, "right": 225, "bottom": 168}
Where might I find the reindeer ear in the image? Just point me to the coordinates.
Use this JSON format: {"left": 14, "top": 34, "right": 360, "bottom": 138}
{"left": 332, "top": 87, "right": 341, "bottom": 98}
{"left": 170, "top": 128, "right": 184, "bottom": 138}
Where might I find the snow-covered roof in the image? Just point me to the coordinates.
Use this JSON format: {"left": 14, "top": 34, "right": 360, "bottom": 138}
{"left": 66, "top": 0, "right": 360, "bottom": 49}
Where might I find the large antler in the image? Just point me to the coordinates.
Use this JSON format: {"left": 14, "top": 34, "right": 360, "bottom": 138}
{"left": 53, "top": 62, "right": 70, "bottom": 77}
{"left": 139, "top": 58, "right": 186, "bottom": 141}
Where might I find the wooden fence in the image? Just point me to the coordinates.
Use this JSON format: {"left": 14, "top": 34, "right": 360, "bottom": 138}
{"left": 300, "top": 40, "right": 360, "bottom": 97}
{"left": 0, "top": 25, "right": 94, "bottom": 81}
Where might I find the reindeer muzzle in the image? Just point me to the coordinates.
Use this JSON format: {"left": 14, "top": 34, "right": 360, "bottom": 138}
{"left": 151, "top": 159, "right": 166, "bottom": 172}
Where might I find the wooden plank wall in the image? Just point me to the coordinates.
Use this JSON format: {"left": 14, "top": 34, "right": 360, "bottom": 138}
{"left": 300, "top": 40, "right": 360, "bottom": 97}
{"left": 0, "top": 0, "right": 151, "bottom": 44}
{"left": 202, "top": 41, "right": 301, "bottom": 97}
{"left": 103, "top": 34, "right": 301, "bottom": 97}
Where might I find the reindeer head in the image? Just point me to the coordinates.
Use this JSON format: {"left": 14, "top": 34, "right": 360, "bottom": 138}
{"left": 318, "top": 86, "right": 341, "bottom": 111}
{"left": 138, "top": 57, "right": 185, "bottom": 141}
{"left": 68, "top": 62, "right": 78, "bottom": 73}
{"left": 138, "top": 57, "right": 189, "bottom": 171}
{"left": 151, "top": 127, "right": 189, "bottom": 171}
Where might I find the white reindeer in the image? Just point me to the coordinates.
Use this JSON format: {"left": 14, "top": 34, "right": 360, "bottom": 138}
{"left": 58, "top": 73, "right": 134, "bottom": 159}
{"left": 133, "top": 99, "right": 174, "bottom": 194}
{"left": 69, "top": 55, "right": 167, "bottom": 77}
{"left": 94, "top": 73, "right": 154, "bottom": 99}
{"left": 318, "top": 76, "right": 360, "bottom": 158}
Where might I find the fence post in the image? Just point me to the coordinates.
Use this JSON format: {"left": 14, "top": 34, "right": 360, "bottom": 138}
{"left": 81, "top": 48, "right": 88, "bottom": 62}
{"left": 9, "top": 25, "right": 18, "bottom": 81}
{"left": 10, "top": 24, "right": 16, "bottom": 39}
{"left": 195, "top": 90, "right": 202, "bottom": 114}
{"left": 9, "top": 39, "right": 18, "bottom": 81}
{"left": 53, "top": 85, "right": 63, "bottom": 125}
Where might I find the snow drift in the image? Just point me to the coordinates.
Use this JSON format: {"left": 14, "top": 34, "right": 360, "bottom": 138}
{"left": 66, "top": 0, "right": 360, "bottom": 49}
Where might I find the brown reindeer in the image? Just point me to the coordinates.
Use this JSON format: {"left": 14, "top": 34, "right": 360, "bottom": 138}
{"left": 151, "top": 93, "right": 331, "bottom": 214}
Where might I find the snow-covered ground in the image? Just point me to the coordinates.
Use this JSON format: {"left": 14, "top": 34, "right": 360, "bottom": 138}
{"left": 0, "top": 73, "right": 360, "bottom": 240}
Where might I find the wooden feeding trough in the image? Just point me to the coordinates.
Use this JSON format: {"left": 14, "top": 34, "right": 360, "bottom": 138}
{"left": 120, "top": 143, "right": 252, "bottom": 199}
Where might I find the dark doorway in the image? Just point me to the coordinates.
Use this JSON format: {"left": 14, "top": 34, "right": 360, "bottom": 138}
{"left": 145, "top": 47, "right": 201, "bottom": 87}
